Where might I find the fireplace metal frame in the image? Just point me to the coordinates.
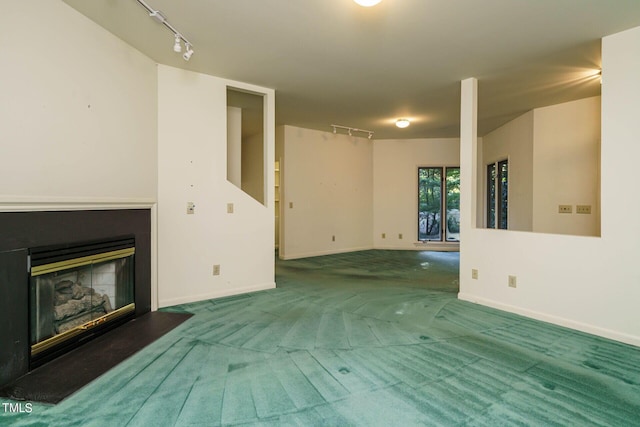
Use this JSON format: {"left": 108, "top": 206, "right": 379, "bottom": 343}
{"left": 28, "top": 236, "right": 136, "bottom": 368}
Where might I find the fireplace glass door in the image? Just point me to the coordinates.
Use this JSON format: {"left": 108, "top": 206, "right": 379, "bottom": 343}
{"left": 29, "top": 247, "right": 135, "bottom": 360}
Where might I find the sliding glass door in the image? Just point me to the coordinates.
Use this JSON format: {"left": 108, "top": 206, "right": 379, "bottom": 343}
{"left": 418, "top": 167, "right": 460, "bottom": 242}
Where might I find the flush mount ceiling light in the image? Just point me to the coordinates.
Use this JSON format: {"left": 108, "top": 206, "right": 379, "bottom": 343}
{"left": 395, "top": 118, "right": 411, "bottom": 128}
{"left": 135, "top": 0, "right": 194, "bottom": 62}
{"left": 354, "top": 0, "right": 382, "bottom": 6}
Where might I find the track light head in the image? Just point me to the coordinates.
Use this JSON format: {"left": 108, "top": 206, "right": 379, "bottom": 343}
{"left": 368, "top": 132, "right": 373, "bottom": 139}
{"left": 173, "top": 34, "right": 182, "bottom": 53}
{"left": 183, "top": 44, "right": 194, "bottom": 61}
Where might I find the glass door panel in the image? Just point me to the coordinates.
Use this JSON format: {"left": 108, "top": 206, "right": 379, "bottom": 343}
{"left": 418, "top": 167, "right": 443, "bottom": 241}
{"left": 445, "top": 167, "right": 460, "bottom": 242}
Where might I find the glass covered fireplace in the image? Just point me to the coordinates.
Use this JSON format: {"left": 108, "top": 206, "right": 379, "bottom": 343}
{"left": 29, "top": 236, "right": 135, "bottom": 367}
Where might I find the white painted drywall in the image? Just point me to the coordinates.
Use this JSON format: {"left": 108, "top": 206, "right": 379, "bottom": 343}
{"left": 157, "top": 65, "right": 275, "bottom": 307}
{"left": 481, "top": 111, "right": 534, "bottom": 231}
{"left": 532, "top": 97, "right": 601, "bottom": 236}
{"left": 227, "top": 107, "right": 242, "bottom": 188}
{"left": 276, "top": 127, "right": 285, "bottom": 249}
{"left": 279, "top": 126, "right": 373, "bottom": 259}
{"left": 242, "top": 132, "right": 265, "bottom": 204}
{"left": 372, "top": 138, "right": 460, "bottom": 249}
{"left": 0, "top": 0, "right": 157, "bottom": 203}
{"left": 459, "top": 26, "right": 640, "bottom": 347}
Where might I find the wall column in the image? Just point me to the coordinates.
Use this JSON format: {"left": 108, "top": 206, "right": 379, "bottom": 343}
{"left": 459, "top": 77, "right": 478, "bottom": 293}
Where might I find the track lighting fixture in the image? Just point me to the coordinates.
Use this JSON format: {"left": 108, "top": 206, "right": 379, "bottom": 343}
{"left": 149, "top": 10, "right": 166, "bottom": 23}
{"left": 331, "top": 124, "right": 375, "bottom": 139}
{"left": 183, "top": 44, "right": 194, "bottom": 61}
{"left": 135, "top": 0, "right": 195, "bottom": 62}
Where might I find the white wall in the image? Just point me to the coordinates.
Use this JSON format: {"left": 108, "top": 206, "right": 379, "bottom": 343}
{"left": 276, "top": 127, "right": 285, "bottom": 249}
{"left": 157, "top": 65, "right": 275, "bottom": 306}
{"left": 0, "top": 0, "right": 157, "bottom": 204}
{"left": 482, "top": 111, "right": 534, "bottom": 231}
{"left": 373, "top": 138, "right": 460, "bottom": 249}
{"left": 459, "top": 26, "right": 640, "bottom": 347}
{"left": 532, "top": 97, "right": 601, "bottom": 236}
{"left": 280, "top": 126, "right": 373, "bottom": 259}
{"left": 227, "top": 107, "right": 242, "bottom": 188}
{"left": 242, "top": 132, "right": 265, "bottom": 204}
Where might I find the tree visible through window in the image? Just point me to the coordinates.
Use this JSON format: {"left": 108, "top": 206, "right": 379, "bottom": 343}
{"left": 418, "top": 167, "right": 460, "bottom": 242}
{"left": 487, "top": 160, "right": 508, "bottom": 229}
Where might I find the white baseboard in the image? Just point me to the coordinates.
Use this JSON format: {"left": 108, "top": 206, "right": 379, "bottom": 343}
{"left": 159, "top": 282, "right": 276, "bottom": 308}
{"left": 280, "top": 246, "right": 374, "bottom": 260}
{"left": 373, "top": 243, "right": 460, "bottom": 252}
{"left": 458, "top": 292, "right": 640, "bottom": 348}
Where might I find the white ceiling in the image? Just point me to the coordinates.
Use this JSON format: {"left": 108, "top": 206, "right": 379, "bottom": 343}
{"left": 63, "top": 0, "right": 640, "bottom": 139}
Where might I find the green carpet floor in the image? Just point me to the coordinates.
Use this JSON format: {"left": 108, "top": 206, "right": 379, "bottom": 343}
{"left": 2, "top": 250, "right": 640, "bottom": 426}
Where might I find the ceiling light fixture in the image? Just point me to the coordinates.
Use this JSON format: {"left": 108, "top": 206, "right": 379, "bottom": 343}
{"left": 354, "top": 0, "right": 382, "bottom": 6}
{"left": 331, "top": 124, "right": 374, "bottom": 139}
{"left": 183, "top": 44, "right": 194, "bottom": 61}
{"left": 149, "top": 10, "right": 166, "bottom": 23}
{"left": 135, "top": 0, "right": 194, "bottom": 62}
{"left": 395, "top": 118, "right": 410, "bottom": 128}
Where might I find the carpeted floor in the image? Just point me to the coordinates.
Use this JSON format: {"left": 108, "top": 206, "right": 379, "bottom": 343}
{"left": 2, "top": 250, "right": 640, "bottom": 426}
